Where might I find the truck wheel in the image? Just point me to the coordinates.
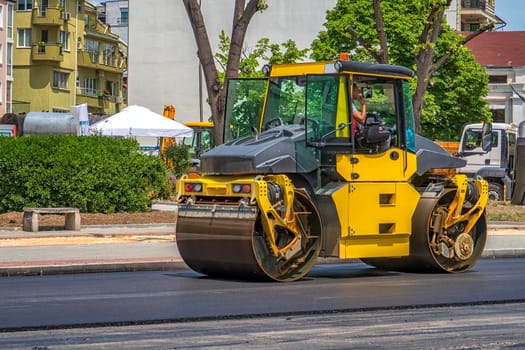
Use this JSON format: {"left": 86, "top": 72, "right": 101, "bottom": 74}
{"left": 488, "top": 183, "right": 504, "bottom": 201}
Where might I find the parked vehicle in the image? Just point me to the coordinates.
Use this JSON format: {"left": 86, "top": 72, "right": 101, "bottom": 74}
{"left": 456, "top": 123, "right": 517, "bottom": 201}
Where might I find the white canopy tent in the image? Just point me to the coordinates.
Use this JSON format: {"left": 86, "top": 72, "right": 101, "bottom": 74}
{"left": 91, "top": 105, "right": 193, "bottom": 138}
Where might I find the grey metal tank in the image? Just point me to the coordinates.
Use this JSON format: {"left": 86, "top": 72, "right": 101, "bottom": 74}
{"left": 23, "top": 112, "right": 79, "bottom": 136}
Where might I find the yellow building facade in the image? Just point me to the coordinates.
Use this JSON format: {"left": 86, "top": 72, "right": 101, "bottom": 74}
{"left": 12, "top": 0, "right": 126, "bottom": 115}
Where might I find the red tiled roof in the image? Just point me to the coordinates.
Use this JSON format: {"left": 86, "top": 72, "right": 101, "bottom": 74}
{"left": 464, "top": 31, "right": 525, "bottom": 67}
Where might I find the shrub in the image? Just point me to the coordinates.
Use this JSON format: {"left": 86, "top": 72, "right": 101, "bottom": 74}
{"left": 163, "top": 143, "right": 192, "bottom": 178}
{"left": 0, "top": 136, "right": 172, "bottom": 213}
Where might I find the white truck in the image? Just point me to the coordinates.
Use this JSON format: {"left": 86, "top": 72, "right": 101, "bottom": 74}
{"left": 456, "top": 122, "right": 517, "bottom": 201}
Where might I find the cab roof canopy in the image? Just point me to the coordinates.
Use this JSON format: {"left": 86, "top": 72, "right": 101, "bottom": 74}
{"left": 338, "top": 60, "right": 414, "bottom": 79}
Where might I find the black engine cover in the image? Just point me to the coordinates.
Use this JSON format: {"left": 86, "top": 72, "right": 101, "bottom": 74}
{"left": 201, "top": 125, "right": 318, "bottom": 175}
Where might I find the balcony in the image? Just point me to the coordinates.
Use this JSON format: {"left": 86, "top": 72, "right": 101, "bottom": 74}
{"left": 76, "top": 95, "right": 105, "bottom": 110}
{"left": 32, "top": 43, "right": 64, "bottom": 62}
{"left": 76, "top": 88, "right": 123, "bottom": 113}
{"left": 461, "top": 0, "right": 502, "bottom": 26}
{"left": 77, "top": 50, "right": 125, "bottom": 74}
{"left": 462, "top": 0, "right": 495, "bottom": 15}
{"left": 76, "top": 88, "right": 105, "bottom": 110}
{"left": 32, "top": 7, "right": 63, "bottom": 26}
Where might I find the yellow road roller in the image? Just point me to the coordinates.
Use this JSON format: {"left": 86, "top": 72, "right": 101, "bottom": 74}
{"left": 175, "top": 60, "right": 489, "bottom": 281}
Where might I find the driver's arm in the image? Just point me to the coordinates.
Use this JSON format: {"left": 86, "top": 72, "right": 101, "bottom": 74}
{"left": 352, "top": 95, "right": 366, "bottom": 125}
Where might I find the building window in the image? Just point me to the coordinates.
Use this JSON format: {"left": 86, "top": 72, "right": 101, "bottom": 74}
{"left": 106, "top": 81, "right": 116, "bottom": 96}
{"left": 17, "top": 28, "right": 31, "bottom": 47}
{"left": 0, "top": 6, "right": 4, "bottom": 29}
{"left": 489, "top": 75, "right": 507, "bottom": 84}
{"left": 6, "top": 81, "right": 12, "bottom": 113}
{"left": 7, "top": 3, "right": 13, "bottom": 39}
{"left": 83, "top": 77, "right": 97, "bottom": 96}
{"left": 102, "top": 44, "right": 115, "bottom": 66}
{"left": 53, "top": 71, "right": 69, "bottom": 89}
{"left": 0, "top": 44, "right": 3, "bottom": 65}
{"left": 469, "top": 23, "right": 480, "bottom": 31}
{"left": 17, "top": 0, "right": 32, "bottom": 11}
{"left": 119, "top": 8, "right": 128, "bottom": 24}
{"left": 461, "top": 22, "right": 481, "bottom": 32}
{"left": 85, "top": 39, "right": 99, "bottom": 63}
{"left": 59, "top": 31, "right": 70, "bottom": 51}
{"left": 6, "top": 43, "right": 12, "bottom": 76}
{"left": 491, "top": 109, "right": 505, "bottom": 123}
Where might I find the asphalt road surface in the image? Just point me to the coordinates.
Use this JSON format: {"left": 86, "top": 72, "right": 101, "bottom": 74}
{"left": 1, "top": 259, "right": 525, "bottom": 349}
{"left": 2, "top": 303, "right": 524, "bottom": 349}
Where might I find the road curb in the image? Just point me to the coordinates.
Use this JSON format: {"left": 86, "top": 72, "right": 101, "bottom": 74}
{"left": 1, "top": 250, "right": 522, "bottom": 277}
{"left": 0, "top": 261, "right": 189, "bottom": 277}
{"left": 482, "top": 249, "right": 525, "bottom": 259}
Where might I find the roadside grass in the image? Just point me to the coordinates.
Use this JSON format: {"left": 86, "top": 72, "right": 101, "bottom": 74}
{"left": 486, "top": 201, "right": 525, "bottom": 222}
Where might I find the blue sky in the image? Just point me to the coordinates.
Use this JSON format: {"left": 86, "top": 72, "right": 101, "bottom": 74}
{"left": 495, "top": 0, "right": 525, "bottom": 30}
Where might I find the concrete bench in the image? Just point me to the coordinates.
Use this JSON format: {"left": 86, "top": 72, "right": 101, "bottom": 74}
{"left": 23, "top": 207, "right": 81, "bottom": 232}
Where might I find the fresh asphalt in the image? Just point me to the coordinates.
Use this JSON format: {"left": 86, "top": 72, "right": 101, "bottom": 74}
{"left": 0, "top": 219, "right": 524, "bottom": 276}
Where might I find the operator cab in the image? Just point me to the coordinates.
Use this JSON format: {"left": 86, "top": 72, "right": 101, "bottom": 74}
{"left": 223, "top": 66, "right": 415, "bottom": 154}
{"left": 219, "top": 60, "right": 416, "bottom": 182}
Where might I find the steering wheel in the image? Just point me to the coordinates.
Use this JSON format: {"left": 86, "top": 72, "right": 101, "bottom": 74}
{"left": 262, "top": 117, "right": 284, "bottom": 131}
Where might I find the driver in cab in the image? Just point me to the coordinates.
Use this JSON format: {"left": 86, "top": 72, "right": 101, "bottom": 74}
{"left": 351, "top": 83, "right": 366, "bottom": 132}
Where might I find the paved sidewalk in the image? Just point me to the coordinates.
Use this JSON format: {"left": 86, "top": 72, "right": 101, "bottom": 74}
{"left": 0, "top": 224, "right": 184, "bottom": 276}
{"left": 0, "top": 222, "right": 524, "bottom": 277}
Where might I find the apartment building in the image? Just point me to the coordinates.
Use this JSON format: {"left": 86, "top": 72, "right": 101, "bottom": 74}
{"left": 97, "top": 0, "right": 127, "bottom": 44}
{"left": 443, "top": 1, "right": 524, "bottom": 125}
{"left": 446, "top": 0, "right": 505, "bottom": 31}
{"left": 466, "top": 31, "right": 525, "bottom": 125}
{"left": 0, "top": 1, "right": 14, "bottom": 116}
{"left": 12, "top": 0, "right": 126, "bottom": 116}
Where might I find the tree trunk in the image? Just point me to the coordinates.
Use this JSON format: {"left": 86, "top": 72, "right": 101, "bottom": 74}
{"left": 411, "top": 0, "right": 450, "bottom": 134}
{"left": 373, "top": 0, "right": 389, "bottom": 63}
{"left": 184, "top": 0, "right": 263, "bottom": 145}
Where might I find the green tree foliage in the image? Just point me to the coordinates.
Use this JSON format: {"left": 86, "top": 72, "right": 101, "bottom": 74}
{"left": 423, "top": 46, "right": 490, "bottom": 140}
{"left": 310, "top": 0, "right": 491, "bottom": 140}
{"left": 215, "top": 30, "right": 309, "bottom": 81}
{"left": 0, "top": 136, "right": 171, "bottom": 213}
{"left": 163, "top": 143, "right": 192, "bottom": 177}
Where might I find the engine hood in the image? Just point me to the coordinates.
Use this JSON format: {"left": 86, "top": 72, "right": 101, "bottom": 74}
{"left": 201, "top": 125, "right": 319, "bottom": 175}
{"left": 415, "top": 135, "right": 466, "bottom": 176}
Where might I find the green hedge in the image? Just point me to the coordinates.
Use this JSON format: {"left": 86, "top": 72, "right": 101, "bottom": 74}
{"left": 0, "top": 136, "right": 171, "bottom": 213}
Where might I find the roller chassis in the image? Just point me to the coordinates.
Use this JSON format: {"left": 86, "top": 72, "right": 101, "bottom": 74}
{"left": 176, "top": 172, "right": 488, "bottom": 280}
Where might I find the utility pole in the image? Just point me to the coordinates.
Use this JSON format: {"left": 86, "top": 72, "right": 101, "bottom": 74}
{"left": 198, "top": 0, "right": 204, "bottom": 122}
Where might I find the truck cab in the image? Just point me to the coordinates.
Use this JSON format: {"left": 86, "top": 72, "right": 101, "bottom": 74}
{"left": 457, "top": 122, "right": 517, "bottom": 200}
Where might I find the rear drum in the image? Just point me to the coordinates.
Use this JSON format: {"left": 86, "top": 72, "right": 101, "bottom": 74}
{"left": 362, "top": 190, "right": 487, "bottom": 273}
